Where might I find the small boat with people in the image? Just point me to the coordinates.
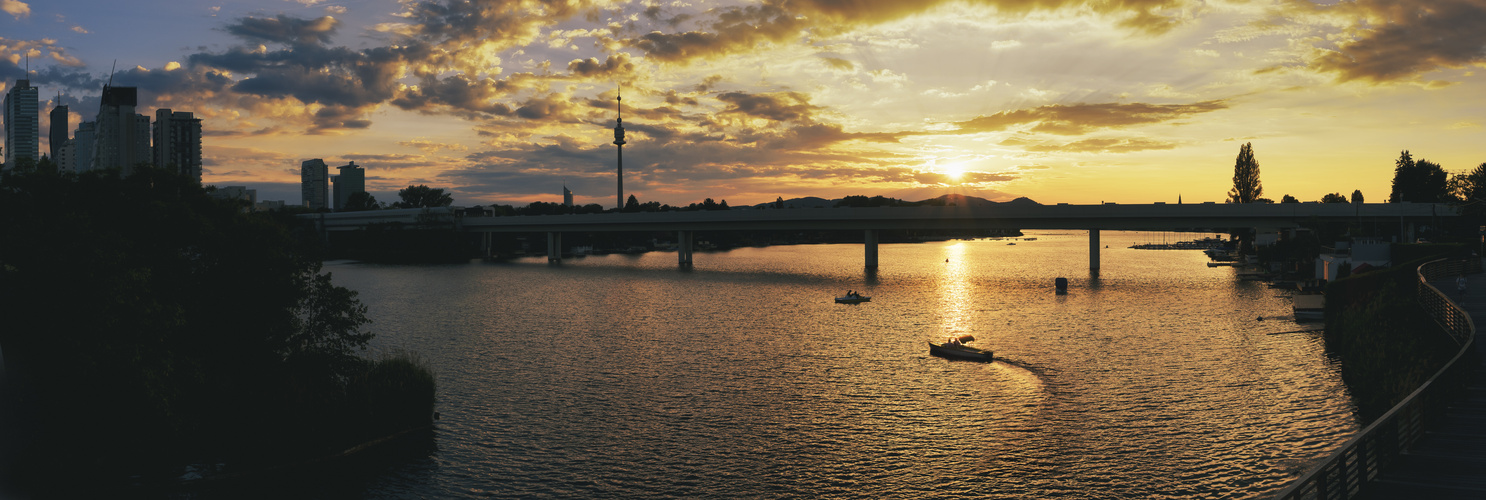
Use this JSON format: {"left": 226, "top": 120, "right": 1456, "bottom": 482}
{"left": 928, "top": 334, "right": 993, "bottom": 362}
{"left": 835, "top": 290, "right": 871, "bottom": 304}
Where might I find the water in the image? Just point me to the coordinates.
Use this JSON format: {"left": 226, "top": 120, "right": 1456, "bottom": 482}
{"left": 327, "top": 231, "right": 1356, "bottom": 499}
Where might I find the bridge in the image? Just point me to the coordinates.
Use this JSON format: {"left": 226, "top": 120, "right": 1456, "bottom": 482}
{"left": 304, "top": 202, "right": 1454, "bottom": 269}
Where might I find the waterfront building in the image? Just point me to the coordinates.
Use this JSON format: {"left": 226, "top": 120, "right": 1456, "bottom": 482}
{"left": 301, "top": 158, "right": 330, "bottom": 210}
{"left": 3, "top": 79, "right": 39, "bottom": 168}
{"left": 332, "top": 160, "right": 365, "bottom": 211}
{"left": 91, "top": 86, "right": 151, "bottom": 175}
{"left": 152, "top": 108, "right": 203, "bottom": 181}
{"left": 72, "top": 121, "right": 95, "bottom": 172}
{"left": 49, "top": 100, "right": 69, "bottom": 160}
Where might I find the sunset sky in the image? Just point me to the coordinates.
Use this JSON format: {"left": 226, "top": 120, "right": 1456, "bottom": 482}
{"left": 3, "top": 0, "right": 1483, "bottom": 207}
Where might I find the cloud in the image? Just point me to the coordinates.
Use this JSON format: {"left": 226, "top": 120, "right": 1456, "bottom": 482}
{"left": 1, "top": 0, "right": 27, "bottom": 20}
{"left": 227, "top": 15, "right": 340, "bottom": 46}
{"left": 567, "top": 53, "right": 635, "bottom": 79}
{"left": 1010, "top": 136, "right": 1180, "bottom": 153}
{"left": 949, "top": 100, "right": 1229, "bottom": 135}
{"left": 1303, "top": 0, "right": 1486, "bottom": 83}
{"left": 715, "top": 91, "right": 820, "bottom": 123}
{"left": 819, "top": 56, "right": 856, "bottom": 71}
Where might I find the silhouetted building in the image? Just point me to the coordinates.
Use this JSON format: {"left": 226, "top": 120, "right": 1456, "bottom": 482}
{"left": 301, "top": 158, "right": 329, "bottom": 210}
{"left": 332, "top": 160, "right": 365, "bottom": 211}
{"left": 49, "top": 99, "right": 68, "bottom": 160}
{"left": 564, "top": 185, "right": 574, "bottom": 207}
{"left": 211, "top": 185, "right": 256, "bottom": 213}
{"left": 152, "top": 108, "right": 202, "bottom": 181}
{"left": 72, "top": 121, "right": 95, "bottom": 172}
{"left": 91, "top": 85, "right": 151, "bottom": 174}
{"left": 55, "top": 139, "right": 75, "bottom": 173}
{"left": 3, "top": 79, "right": 38, "bottom": 168}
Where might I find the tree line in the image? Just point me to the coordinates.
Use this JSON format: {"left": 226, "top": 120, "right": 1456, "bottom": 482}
{"left": 1227, "top": 143, "right": 1486, "bottom": 210}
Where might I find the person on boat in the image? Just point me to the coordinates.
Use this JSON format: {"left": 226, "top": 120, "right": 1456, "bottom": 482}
{"left": 947, "top": 336, "right": 960, "bottom": 346}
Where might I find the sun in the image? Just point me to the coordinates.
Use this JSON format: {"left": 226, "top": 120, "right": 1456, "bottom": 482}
{"left": 941, "top": 162, "right": 966, "bottom": 182}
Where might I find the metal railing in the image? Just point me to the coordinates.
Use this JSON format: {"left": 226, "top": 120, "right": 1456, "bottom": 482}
{"left": 1273, "top": 258, "right": 1479, "bottom": 499}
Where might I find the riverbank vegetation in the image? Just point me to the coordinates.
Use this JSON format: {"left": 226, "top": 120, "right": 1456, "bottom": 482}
{"left": 0, "top": 166, "right": 434, "bottom": 496}
{"left": 1323, "top": 248, "right": 1468, "bottom": 424}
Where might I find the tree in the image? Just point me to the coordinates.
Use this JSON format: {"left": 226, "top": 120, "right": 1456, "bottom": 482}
{"left": 343, "top": 191, "right": 380, "bottom": 211}
{"left": 1227, "top": 142, "right": 1262, "bottom": 203}
{"left": 1281, "top": 194, "right": 1299, "bottom": 203}
{"left": 623, "top": 194, "right": 640, "bottom": 212}
{"left": 1321, "top": 192, "right": 1349, "bottom": 203}
{"left": 774, "top": 196, "right": 785, "bottom": 209}
{"left": 1449, "top": 162, "right": 1486, "bottom": 220}
{"left": 1352, "top": 190, "right": 1364, "bottom": 204}
{"left": 1389, "top": 151, "right": 1449, "bottom": 203}
{"left": 395, "top": 184, "right": 454, "bottom": 208}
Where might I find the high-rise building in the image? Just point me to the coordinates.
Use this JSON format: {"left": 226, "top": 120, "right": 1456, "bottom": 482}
{"left": 152, "top": 108, "right": 203, "bottom": 181}
{"left": 332, "top": 160, "right": 365, "bottom": 211}
{"left": 56, "top": 140, "right": 75, "bottom": 172}
{"left": 91, "top": 86, "right": 151, "bottom": 175}
{"left": 301, "top": 159, "right": 329, "bottom": 209}
{"left": 563, "top": 185, "right": 574, "bottom": 207}
{"left": 49, "top": 99, "right": 68, "bottom": 160}
{"left": 72, "top": 121, "right": 95, "bottom": 173}
{"left": 3, "top": 79, "right": 39, "bottom": 168}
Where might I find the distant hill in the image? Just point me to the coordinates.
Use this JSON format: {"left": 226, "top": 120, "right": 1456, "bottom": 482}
{"left": 750, "top": 194, "right": 1039, "bottom": 209}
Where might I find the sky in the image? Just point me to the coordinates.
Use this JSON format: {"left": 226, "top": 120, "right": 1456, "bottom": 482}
{"left": 2, "top": 0, "right": 1484, "bottom": 208}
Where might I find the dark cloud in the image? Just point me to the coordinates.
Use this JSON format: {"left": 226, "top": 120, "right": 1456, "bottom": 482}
{"left": 1306, "top": 0, "right": 1486, "bottom": 82}
{"left": 567, "top": 53, "right": 635, "bottom": 78}
{"left": 951, "top": 100, "right": 1229, "bottom": 135}
{"left": 1011, "top": 136, "right": 1179, "bottom": 153}
{"left": 226, "top": 15, "right": 339, "bottom": 46}
{"left": 628, "top": 4, "right": 803, "bottom": 63}
{"left": 716, "top": 91, "right": 819, "bottom": 123}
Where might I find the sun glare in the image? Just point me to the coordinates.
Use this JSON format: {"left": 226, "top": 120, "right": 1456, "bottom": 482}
{"left": 942, "top": 162, "right": 966, "bottom": 182}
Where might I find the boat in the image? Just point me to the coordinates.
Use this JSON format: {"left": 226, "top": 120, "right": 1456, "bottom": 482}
{"left": 835, "top": 295, "right": 871, "bottom": 304}
{"left": 928, "top": 334, "right": 993, "bottom": 362}
{"left": 1293, "top": 294, "right": 1325, "bottom": 320}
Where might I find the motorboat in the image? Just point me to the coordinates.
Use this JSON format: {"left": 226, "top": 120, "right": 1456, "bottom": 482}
{"left": 835, "top": 294, "right": 871, "bottom": 304}
{"left": 928, "top": 334, "right": 993, "bottom": 362}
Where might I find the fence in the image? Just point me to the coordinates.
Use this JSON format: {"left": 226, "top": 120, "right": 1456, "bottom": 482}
{"left": 1272, "top": 258, "right": 1479, "bottom": 499}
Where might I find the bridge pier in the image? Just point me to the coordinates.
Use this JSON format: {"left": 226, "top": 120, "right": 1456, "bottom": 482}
{"left": 677, "top": 230, "right": 693, "bottom": 265}
{"left": 480, "top": 232, "right": 492, "bottom": 259}
{"left": 1089, "top": 229, "right": 1100, "bottom": 271}
{"left": 865, "top": 229, "right": 879, "bottom": 268}
{"left": 547, "top": 232, "right": 563, "bottom": 262}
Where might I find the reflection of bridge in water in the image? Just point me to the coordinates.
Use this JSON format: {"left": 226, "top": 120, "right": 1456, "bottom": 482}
{"left": 306, "top": 202, "right": 1454, "bottom": 269}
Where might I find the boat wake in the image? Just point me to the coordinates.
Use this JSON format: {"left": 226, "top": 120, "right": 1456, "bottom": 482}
{"left": 990, "top": 355, "right": 1058, "bottom": 395}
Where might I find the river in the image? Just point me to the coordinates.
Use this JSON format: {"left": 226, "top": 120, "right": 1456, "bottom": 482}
{"left": 323, "top": 230, "right": 1355, "bottom": 499}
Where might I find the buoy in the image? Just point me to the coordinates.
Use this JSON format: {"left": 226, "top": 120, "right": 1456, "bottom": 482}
{"left": 1055, "top": 277, "right": 1069, "bottom": 294}
{"left": 433, "top": 411, "right": 441, "bottom": 420}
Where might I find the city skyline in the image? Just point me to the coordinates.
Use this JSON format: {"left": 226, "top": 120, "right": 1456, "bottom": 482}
{"left": 2, "top": 0, "right": 1483, "bottom": 207}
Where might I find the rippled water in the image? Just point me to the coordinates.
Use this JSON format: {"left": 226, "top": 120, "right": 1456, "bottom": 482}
{"left": 327, "top": 230, "right": 1357, "bottom": 499}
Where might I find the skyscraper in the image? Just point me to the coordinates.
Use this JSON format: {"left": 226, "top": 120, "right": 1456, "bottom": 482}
{"left": 563, "top": 185, "right": 574, "bottom": 207}
{"left": 332, "top": 160, "right": 365, "bottom": 211}
{"left": 72, "top": 121, "right": 95, "bottom": 173}
{"left": 152, "top": 108, "right": 203, "bottom": 181}
{"left": 49, "top": 98, "right": 68, "bottom": 160}
{"left": 301, "top": 159, "right": 329, "bottom": 210}
{"left": 3, "top": 79, "right": 39, "bottom": 168}
{"left": 91, "top": 85, "right": 151, "bottom": 174}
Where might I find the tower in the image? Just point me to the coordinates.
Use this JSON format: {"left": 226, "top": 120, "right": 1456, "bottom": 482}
{"left": 91, "top": 85, "right": 151, "bottom": 175}
{"left": 49, "top": 93, "right": 69, "bottom": 160}
{"left": 3, "top": 79, "right": 38, "bottom": 168}
{"left": 332, "top": 160, "right": 365, "bottom": 211}
{"left": 301, "top": 159, "right": 329, "bottom": 209}
{"left": 152, "top": 108, "right": 203, "bottom": 181}
{"left": 613, "top": 89, "right": 626, "bottom": 210}
{"left": 563, "top": 184, "right": 574, "bottom": 208}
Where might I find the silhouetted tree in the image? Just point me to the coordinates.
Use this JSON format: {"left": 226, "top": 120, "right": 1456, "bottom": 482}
{"left": 1449, "top": 162, "right": 1486, "bottom": 220}
{"left": 1227, "top": 142, "right": 1262, "bottom": 203}
{"left": 774, "top": 196, "right": 785, "bottom": 209}
{"left": 1321, "top": 193, "right": 1349, "bottom": 203}
{"left": 343, "top": 191, "right": 380, "bottom": 211}
{"left": 623, "top": 194, "right": 641, "bottom": 212}
{"left": 395, "top": 184, "right": 454, "bottom": 208}
{"left": 1281, "top": 194, "right": 1299, "bottom": 203}
{"left": 1389, "top": 151, "right": 1449, "bottom": 203}
{"left": 1352, "top": 190, "right": 1365, "bottom": 204}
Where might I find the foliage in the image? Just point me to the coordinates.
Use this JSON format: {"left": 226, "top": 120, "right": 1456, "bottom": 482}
{"left": 1320, "top": 192, "right": 1348, "bottom": 203}
{"left": 395, "top": 184, "right": 454, "bottom": 208}
{"left": 1227, "top": 142, "right": 1262, "bottom": 203}
{"left": 774, "top": 196, "right": 785, "bottom": 209}
{"left": 836, "top": 195, "right": 913, "bottom": 207}
{"left": 342, "top": 190, "right": 381, "bottom": 211}
{"left": 1352, "top": 190, "right": 1364, "bottom": 204}
{"left": 1324, "top": 256, "right": 1461, "bottom": 423}
{"left": 1389, "top": 150, "right": 1449, "bottom": 203}
{"left": 624, "top": 194, "right": 641, "bottom": 212}
{"left": 683, "top": 197, "right": 729, "bottom": 211}
{"left": 1280, "top": 194, "right": 1299, "bottom": 203}
{"left": 0, "top": 167, "right": 398, "bottom": 490}
{"left": 1448, "top": 162, "right": 1486, "bottom": 221}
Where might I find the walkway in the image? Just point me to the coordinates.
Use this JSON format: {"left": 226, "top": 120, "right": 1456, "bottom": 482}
{"left": 1356, "top": 272, "right": 1486, "bottom": 499}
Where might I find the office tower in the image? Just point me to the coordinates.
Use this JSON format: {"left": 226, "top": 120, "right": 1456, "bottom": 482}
{"left": 72, "top": 121, "right": 95, "bottom": 172}
{"left": 3, "top": 79, "right": 39, "bottom": 168}
{"left": 91, "top": 86, "right": 151, "bottom": 175}
{"left": 563, "top": 185, "right": 574, "bottom": 207}
{"left": 56, "top": 140, "right": 75, "bottom": 172}
{"left": 152, "top": 108, "right": 203, "bottom": 181}
{"left": 301, "top": 159, "right": 329, "bottom": 209}
{"left": 49, "top": 99, "right": 68, "bottom": 159}
{"left": 332, "top": 160, "right": 365, "bottom": 211}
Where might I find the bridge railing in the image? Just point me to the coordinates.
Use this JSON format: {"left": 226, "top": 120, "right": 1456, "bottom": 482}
{"left": 1272, "top": 258, "right": 1478, "bottom": 500}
